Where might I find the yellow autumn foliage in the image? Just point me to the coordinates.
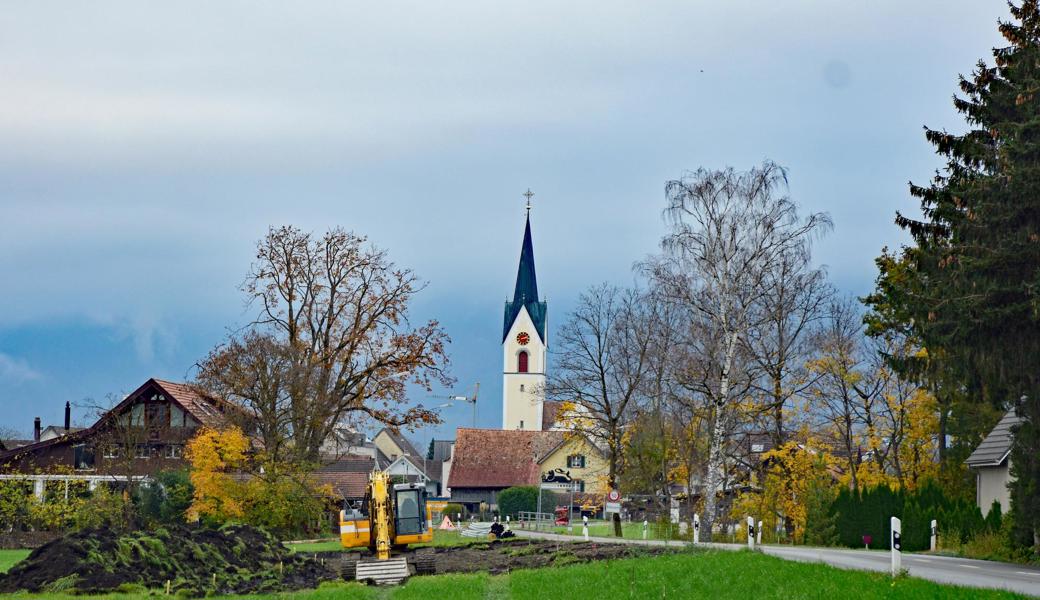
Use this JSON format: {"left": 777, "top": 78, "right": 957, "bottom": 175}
{"left": 185, "top": 426, "right": 250, "bottom": 522}
{"left": 730, "top": 439, "right": 836, "bottom": 543}
{"left": 185, "top": 426, "right": 333, "bottom": 535}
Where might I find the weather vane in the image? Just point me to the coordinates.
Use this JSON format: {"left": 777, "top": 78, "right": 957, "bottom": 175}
{"left": 523, "top": 189, "right": 534, "bottom": 215}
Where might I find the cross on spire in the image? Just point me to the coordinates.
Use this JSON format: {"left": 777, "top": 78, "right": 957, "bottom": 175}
{"left": 523, "top": 189, "right": 534, "bottom": 215}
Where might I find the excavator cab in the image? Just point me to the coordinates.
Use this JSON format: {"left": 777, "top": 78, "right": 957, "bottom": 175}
{"left": 391, "top": 483, "right": 428, "bottom": 539}
{"left": 339, "top": 473, "right": 435, "bottom": 585}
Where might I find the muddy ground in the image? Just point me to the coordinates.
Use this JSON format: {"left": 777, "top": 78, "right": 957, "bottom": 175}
{"left": 317, "top": 538, "right": 679, "bottom": 578}
{"left": 3, "top": 532, "right": 677, "bottom": 595}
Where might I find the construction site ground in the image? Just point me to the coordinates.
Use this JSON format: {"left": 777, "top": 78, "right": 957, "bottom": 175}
{"left": 0, "top": 542, "right": 1023, "bottom": 599}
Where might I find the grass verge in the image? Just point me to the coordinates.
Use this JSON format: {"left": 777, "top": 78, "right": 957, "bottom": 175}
{"left": 0, "top": 547, "right": 1027, "bottom": 599}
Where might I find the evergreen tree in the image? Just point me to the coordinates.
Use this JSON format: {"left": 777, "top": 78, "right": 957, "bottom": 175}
{"left": 986, "top": 499, "right": 1004, "bottom": 532}
{"left": 426, "top": 439, "right": 435, "bottom": 460}
{"left": 869, "top": 1, "right": 1040, "bottom": 546}
{"left": 804, "top": 473, "right": 840, "bottom": 546}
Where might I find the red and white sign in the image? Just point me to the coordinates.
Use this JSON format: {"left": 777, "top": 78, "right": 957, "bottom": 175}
{"left": 607, "top": 489, "right": 621, "bottom": 502}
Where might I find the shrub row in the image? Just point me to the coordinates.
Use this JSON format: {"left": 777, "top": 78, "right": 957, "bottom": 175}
{"left": 829, "top": 481, "right": 1001, "bottom": 551}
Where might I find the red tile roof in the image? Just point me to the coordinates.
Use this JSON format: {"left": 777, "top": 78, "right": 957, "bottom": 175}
{"left": 541, "top": 401, "right": 564, "bottom": 430}
{"left": 314, "top": 454, "right": 376, "bottom": 499}
{"left": 448, "top": 428, "right": 564, "bottom": 489}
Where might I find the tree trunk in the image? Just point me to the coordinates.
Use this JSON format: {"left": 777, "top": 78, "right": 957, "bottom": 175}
{"left": 701, "top": 402, "right": 727, "bottom": 543}
{"left": 702, "top": 332, "right": 738, "bottom": 542}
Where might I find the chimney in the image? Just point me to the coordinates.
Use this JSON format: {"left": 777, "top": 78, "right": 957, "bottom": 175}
{"left": 33, "top": 417, "right": 41, "bottom": 442}
{"left": 64, "top": 402, "right": 71, "bottom": 432}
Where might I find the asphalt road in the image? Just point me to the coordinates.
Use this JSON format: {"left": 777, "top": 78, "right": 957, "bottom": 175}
{"left": 513, "top": 529, "right": 1040, "bottom": 597}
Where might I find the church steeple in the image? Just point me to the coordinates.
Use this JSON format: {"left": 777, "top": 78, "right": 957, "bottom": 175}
{"left": 503, "top": 213, "right": 547, "bottom": 343}
{"left": 501, "top": 192, "right": 548, "bottom": 431}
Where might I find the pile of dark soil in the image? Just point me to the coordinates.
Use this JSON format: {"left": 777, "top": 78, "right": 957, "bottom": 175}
{"left": 0, "top": 524, "right": 334, "bottom": 597}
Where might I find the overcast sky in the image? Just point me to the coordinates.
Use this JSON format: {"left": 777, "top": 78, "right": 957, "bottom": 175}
{"left": 0, "top": 1, "right": 1007, "bottom": 444}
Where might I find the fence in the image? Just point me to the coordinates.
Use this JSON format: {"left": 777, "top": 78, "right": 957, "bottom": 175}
{"left": 516, "top": 511, "right": 555, "bottom": 531}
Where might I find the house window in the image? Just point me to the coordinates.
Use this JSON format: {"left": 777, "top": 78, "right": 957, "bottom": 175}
{"left": 567, "top": 454, "right": 586, "bottom": 469}
{"left": 135, "top": 444, "right": 150, "bottom": 459}
{"left": 519, "top": 384, "right": 525, "bottom": 392}
{"left": 103, "top": 446, "right": 121, "bottom": 459}
{"left": 74, "top": 444, "right": 95, "bottom": 471}
{"left": 518, "top": 351, "right": 529, "bottom": 373}
{"left": 170, "top": 404, "right": 187, "bottom": 428}
{"left": 165, "top": 445, "right": 183, "bottom": 459}
{"left": 130, "top": 403, "right": 144, "bottom": 427}
{"left": 146, "top": 402, "right": 170, "bottom": 430}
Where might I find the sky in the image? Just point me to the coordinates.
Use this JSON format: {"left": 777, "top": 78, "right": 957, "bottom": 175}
{"left": 0, "top": 1, "right": 1009, "bottom": 446}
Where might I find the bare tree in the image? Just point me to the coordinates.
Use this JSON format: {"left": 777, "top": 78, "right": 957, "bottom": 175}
{"left": 548, "top": 284, "right": 656, "bottom": 537}
{"left": 647, "top": 162, "right": 830, "bottom": 541}
{"left": 806, "top": 298, "right": 885, "bottom": 490}
{"left": 81, "top": 393, "right": 155, "bottom": 527}
{"left": 745, "top": 247, "right": 833, "bottom": 445}
{"left": 197, "top": 226, "right": 453, "bottom": 464}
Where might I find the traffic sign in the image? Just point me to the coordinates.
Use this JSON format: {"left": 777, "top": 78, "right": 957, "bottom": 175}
{"left": 605, "top": 502, "right": 621, "bottom": 514}
{"left": 607, "top": 489, "right": 621, "bottom": 502}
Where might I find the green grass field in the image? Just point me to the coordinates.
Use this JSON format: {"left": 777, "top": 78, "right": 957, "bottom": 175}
{"left": 0, "top": 548, "right": 1027, "bottom": 599}
{"left": 0, "top": 549, "right": 30, "bottom": 574}
{"left": 550, "top": 520, "right": 688, "bottom": 540}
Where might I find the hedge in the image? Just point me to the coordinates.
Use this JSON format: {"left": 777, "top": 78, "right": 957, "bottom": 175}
{"left": 829, "top": 481, "right": 996, "bottom": 551}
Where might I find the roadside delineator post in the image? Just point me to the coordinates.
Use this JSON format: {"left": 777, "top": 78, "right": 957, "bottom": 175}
{"left": 693, "top": 514, "right": 700, "bottom": 545}
{"left": 583, "top": 515, "right": 589, "bottom": 541}
{"left": 757, "top": 520, "right": 762, "bottom": 546}
{"left": 747, "top": 516, "right": 755, "bottom": 550}
{"left": 891, "top": 516, "right": 902, "bottom": 577}
{"left": 643, "top": 519, "right": 648, "bottom": 540}
{"left": 930, "top": 519, "right": 937, "bottom": 552}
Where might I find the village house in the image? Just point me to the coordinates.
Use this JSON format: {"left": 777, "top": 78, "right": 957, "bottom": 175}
{"left": 0, "top": 378, "right": 445, "bottom": 507}
{"left": 966, "top": 409, "right": 1021, "bottom": 513}
{"left": 446, "top": 427, "right": 608, "bottom": 512}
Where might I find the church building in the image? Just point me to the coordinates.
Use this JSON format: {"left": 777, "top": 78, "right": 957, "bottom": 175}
{"left": 444, "top": 196, "right": 609, "bottom": 511}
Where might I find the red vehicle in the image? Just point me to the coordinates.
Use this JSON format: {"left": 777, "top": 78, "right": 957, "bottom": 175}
{"left": 554, "top": 506, "right": 570, "bottom": 526}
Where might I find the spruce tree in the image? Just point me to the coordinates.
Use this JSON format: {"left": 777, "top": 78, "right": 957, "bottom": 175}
{"left": 874, "top": 1, "right": 1040, "bottom": 546}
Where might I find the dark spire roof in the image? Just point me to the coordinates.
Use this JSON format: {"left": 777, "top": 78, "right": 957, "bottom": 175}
{"left": 503, "top": 214, "right": 548, "bottom": 342}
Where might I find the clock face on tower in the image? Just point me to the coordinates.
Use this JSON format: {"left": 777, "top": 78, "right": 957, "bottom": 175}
{"left": 516, "top": 331, "right": 530, "bottom": 345}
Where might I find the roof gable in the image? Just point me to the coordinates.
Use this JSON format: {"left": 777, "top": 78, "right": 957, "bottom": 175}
{"left": 536, "top": 432, "right": 606, "bottom": 464}
{"left": 374, "top": 428, "right": 421, "bottom": 459}
{"left": 966, "top": 409, "right": 1022, "bottom": 467}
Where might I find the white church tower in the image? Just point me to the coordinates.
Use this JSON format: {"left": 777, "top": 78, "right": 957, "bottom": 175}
{"left": 502, "top": 196, "right": 548, "bottom": 431}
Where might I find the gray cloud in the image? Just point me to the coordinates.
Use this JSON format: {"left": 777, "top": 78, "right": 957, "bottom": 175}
{"left": 0, "top": 0, "right": 1012, "bottom": 431}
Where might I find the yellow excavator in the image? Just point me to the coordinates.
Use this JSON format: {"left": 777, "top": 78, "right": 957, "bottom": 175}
{"left": 339, "top": 471, "right": 436, "bottom": 585}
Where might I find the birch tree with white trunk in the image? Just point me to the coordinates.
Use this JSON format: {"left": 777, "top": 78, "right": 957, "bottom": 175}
{"left": 647, "top": 162, "right": 830, "bottom": 542}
